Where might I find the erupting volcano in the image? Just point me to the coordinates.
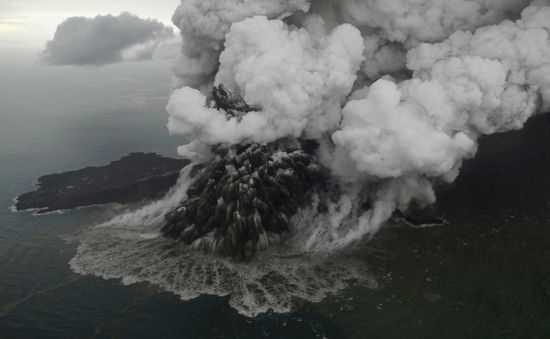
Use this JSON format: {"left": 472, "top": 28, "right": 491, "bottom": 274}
{"left": 69, "top": 0, "right": 550, "bottom": 318}
{"left": 162, "top": 87, "right": 328, "bottom": 260}
{"left": 158, "top": 0, "right": 550, "bottom": 259}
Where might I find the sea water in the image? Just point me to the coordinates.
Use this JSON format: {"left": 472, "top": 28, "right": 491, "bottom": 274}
{"left": 0, "top": 49, "right": 355, "bottom": 338}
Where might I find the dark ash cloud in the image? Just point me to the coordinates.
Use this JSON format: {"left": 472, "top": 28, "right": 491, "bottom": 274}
{"left": 42, "top": 12, "right": 175, "bottom": 66}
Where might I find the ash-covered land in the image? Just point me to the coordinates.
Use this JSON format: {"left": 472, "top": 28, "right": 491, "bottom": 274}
{"left": 15, "top": 153, "right": 188, "bottom": 214}
{"left": 163, "top": 138, "right": 327, "bottom": 260}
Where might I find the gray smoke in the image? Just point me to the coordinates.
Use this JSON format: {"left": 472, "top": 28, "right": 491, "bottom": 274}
{"left": 42, "top": 12, "right": 175, "bottom": 66}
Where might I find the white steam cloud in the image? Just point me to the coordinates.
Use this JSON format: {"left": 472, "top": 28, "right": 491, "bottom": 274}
{"left": 167, "top": 0, "right": 550, "bottom": 250}
{"left": 167, "top": 16, "right": 364, "bottom": 147}
{"left": 42, "top": 12, "right": 176, "bottom": 66}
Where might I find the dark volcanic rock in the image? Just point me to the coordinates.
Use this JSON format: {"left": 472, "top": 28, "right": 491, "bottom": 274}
{"left": 162, "top": 85, "right": 328, "bottom": 260}
{"left": 16, "top": 152, "right": 188, "bottom": 214}
{"left": 212, "top": 84, "right": 257, "bottom": 120}
{"left": 163, "top": 139, "right": 327, "bottom": 260}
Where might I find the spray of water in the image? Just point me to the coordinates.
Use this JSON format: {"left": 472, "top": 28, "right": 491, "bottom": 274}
{"left": 70, "top": 166, "right": 376, "bottom": 317}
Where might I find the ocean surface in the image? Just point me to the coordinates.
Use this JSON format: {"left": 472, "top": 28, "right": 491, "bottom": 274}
{"left": 1, "top": 49, "right": 549, "bottom": 338}
{"left": 0, "top": 50, "right": 354, "bottom": 338}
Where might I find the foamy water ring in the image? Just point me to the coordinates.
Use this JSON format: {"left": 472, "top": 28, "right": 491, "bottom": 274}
{"left": 70, "top": 166, "right": 376, "bottom": 317}
{"left": 70, "top": 218, "right": 376, "bottom": 317}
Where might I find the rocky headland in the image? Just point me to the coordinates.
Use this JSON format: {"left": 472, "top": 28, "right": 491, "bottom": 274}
{"left": 15, "top": 152, "right": 188, "bottom": 214}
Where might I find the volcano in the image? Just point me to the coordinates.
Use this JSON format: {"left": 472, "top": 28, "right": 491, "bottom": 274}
{"left": 162, "top": 86, "right": 327, "bottom": 260}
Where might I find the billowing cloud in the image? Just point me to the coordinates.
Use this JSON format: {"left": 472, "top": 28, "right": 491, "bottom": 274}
{"left": 170, "top": 0, "right": 311, "bottom": 89}
{"left": 42, "top": 12, "right": 175, "bottom": 66}
{"left": 165, "top": 0, "right": 550, "bottom": 250}
{"left": 167, "top": 15, "right": 364, "bottom": 150}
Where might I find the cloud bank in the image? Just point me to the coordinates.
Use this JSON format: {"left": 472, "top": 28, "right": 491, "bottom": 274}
{"left": 42, "top": 12, "right": 175, "bottom": 66}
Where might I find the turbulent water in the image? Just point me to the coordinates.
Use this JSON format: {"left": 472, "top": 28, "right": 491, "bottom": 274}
{"left": 70, "top": 166, "right": 376, "bottom": 317}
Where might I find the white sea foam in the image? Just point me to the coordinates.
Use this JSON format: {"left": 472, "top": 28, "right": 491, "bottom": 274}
{"left": 8, "top": 197, "right": 20, "bottom": 213}
{"left": 70, "top": 165, "right": 376, "bottom": 317}
{"left": 70, "top": 226, "right": 375, "bottom": 317}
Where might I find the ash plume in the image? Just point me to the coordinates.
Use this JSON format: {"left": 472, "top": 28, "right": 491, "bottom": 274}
{"left": 162, "top": 0, "right": 550, "bottom": 255}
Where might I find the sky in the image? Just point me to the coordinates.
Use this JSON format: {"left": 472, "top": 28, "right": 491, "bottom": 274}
{"left": 0, "top": 0, "right": 179, "bottom": 47}
{"left": 0, "top": 1, "right": 181, "bottom": 162}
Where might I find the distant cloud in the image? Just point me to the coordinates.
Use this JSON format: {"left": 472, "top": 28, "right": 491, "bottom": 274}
{"left": 42, "top": 12, "right": 176, "bottom": 66}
